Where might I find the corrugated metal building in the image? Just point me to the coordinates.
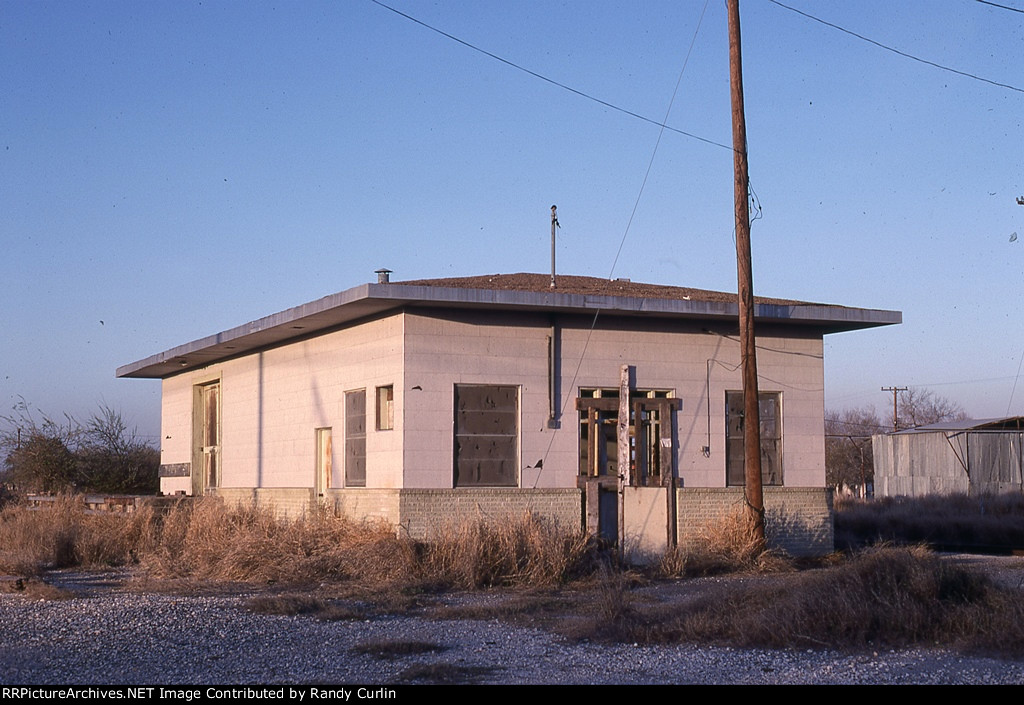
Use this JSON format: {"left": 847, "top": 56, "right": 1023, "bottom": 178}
{"left": 873, "top": 418, "right": 1024, "bottom": 497}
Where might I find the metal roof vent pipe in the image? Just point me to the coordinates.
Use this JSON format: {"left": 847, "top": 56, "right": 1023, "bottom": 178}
{"left": 375, "top": 268, "right": 392, "bottom": 284}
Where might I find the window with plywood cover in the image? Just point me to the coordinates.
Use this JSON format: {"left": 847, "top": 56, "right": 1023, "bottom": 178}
{"left": 345, "top": 389, "right": 366, "bottom": 487}
{"left": 454, "top": 384, "right": 518, "bottom": 487}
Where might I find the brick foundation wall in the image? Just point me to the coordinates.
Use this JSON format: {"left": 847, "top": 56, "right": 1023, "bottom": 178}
{"left": 325, "top": 489, "right": 402, "bottom": 527}
{"left": 397, "top": 489, "right": 582, "bottom": 540}
{"left": 675, "top": 487, "right": 833, "bottom": 556}
{"left": 212, "top": 487, "right": 315, "bottom": 519}
{"left": 209, "top": 484, "right": 832, "bottom": 556}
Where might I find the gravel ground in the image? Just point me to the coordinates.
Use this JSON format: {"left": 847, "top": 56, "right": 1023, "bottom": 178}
{"left": 2, "top": 558, "right": 1023, "bottom": 686}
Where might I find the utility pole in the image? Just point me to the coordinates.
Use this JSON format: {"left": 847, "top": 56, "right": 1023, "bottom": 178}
{"left": 881, "top": 386, "right": 908, "bottom": 432}
{"left": 550, "top": 205, "right": 559, "bottom": 289}
{"left": 727, "top": 0, "right": 765, "bottom": 552}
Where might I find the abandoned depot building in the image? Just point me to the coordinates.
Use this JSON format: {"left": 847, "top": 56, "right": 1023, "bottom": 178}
{"left": 117, "top": 272, "right": 900, "bottom": 556}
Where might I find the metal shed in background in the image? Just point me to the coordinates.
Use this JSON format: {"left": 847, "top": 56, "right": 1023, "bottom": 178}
{"left": 873, "top": 417, "right": 1024, "bottom": 497}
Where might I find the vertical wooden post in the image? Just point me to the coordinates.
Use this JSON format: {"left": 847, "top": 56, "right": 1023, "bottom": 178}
{"left": 617, "top": 365, "right": 631, "bottom": 554}
{"left": 666, "top": 474, "right": 677, "bottom": 549}
{"left": 727, "top": 0, "right": 765, "bottom": 552}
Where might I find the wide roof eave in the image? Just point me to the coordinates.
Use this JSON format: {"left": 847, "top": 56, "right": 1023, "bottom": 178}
{"left": 116, "top": 281, "right": 901, "bottom": 379}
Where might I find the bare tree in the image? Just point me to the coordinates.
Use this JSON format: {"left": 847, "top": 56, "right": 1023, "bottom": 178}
{"left": 76, "top": 404, "right": 159, "bottom": 493}
{"left": 825, "top": 406, "right": 885, "bottom": 495}
{"left": 894, "top": 388, "right": 969, "bottom": 430}
{"left": 0, "top": 400, "right": 81, "bottom": 492}
{"left": 1, "top": 400, "right": 158, "bottom": 494}
{"left": 825, "top": 388, "right": 969, "bottom": 496}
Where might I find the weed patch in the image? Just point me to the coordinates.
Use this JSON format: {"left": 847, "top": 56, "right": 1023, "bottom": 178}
{"left": 352, "top": 639, "right": 447, "bottom": 660}
{"left": 0, "top": 576, "right": 76, "bottom": 600}
{"left": 835, "top": 493, "right": 1024, "bottom": 551}
{"left": 0, "top": 495, "right": 145, "bottom": 575}
{"left": 245, "top": 594, "right": 367, "bottom": 621}
{"left": 423, "top": 513, "right": 599, "bottom": 589}
{"left": 636, "top": 547, "right": 1024, "bottom": 653}
{"left": 661, "top": 509, "right": 792, "bottom": 577}
{"left": 399, "top": 663, "right": 498, "bottom": 684}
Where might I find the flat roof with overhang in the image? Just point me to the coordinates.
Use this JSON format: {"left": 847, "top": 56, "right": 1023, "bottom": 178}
{"left": 117, "top": 273, "right": 902, "bottom": 379}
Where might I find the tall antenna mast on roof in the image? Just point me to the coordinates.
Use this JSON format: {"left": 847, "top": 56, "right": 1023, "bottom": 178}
{"left": 550, "top": 205, "right": 560, "bottom": 289}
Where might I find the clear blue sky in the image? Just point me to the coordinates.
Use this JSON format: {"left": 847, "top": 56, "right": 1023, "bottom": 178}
{"left": 2, "top": 0, "right": 1022, "bottom": 443}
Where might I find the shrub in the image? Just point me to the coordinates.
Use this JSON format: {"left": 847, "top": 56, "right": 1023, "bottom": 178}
{"left": 2, "top": 432, "right": 77, "bottom": 493}
{"left": 0, "top": 401, "right": 158, "bottom": 494}
{"left": 652, "top": 545, "right": 1024, "bottom": 653}
{"left": 835, "top": 493, "right": 1024, "bottom": 551}
{"left": 660, "top": 508, "right": 789, "bottom": 577}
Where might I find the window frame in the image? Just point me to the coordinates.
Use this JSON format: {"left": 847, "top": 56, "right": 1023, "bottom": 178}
{"left": 725, "top": 390, "right": 783, "bottom": 487}
{"left": 315, "top": 427, "right": 333, "bottom": 495}
{"left": 453, "top": 383, "right": 520, "bottom": 488}
{"left": 344, "top": 389, "right": 366, "bottom": 487}
{"left": 376, "top": 384, "right": 394, "bottom": 431}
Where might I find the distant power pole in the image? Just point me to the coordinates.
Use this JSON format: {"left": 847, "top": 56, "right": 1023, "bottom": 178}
{"left": 881, "top": 386, "right": 908, "bottom": 431}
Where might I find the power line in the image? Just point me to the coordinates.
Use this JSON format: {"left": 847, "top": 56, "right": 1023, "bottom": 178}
{"left": 368, "top": 0, "right": 735, "bottom": 151}
{"left": 608, "top": 0, "right": 711, "bottom": 278}
{"left": 1006, "top": 347, "right": 1024, "bottom": 415}
{"left": 767, "top": 0, "right": 1024, "bottom": 94}
{"left": 531, "top": 1, "right": 712, "bottom": 487}
{"left": 976, "top": 0, "right": 1024, "bottom": 14}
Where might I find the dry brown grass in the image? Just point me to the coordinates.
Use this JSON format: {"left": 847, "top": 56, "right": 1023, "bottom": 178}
{"left": 0, "top": 497, "right": 601, "bottom": 596}
{"left": 245, "top": 593, "right": 368, "bottom": 621}
{"left": 422, "top": 513, "right": 599, "bottom": 589}
{"left": 581, "top": 546, "right": 1024, "bottom": 654}
{"left": 398, "top": 663, "right": 499, "bottom": 684}
{"left": 659, "top": 508, "right": 792, "bottom": 577}
{"left": 835, "top": 493, "right": 1024, "bottom": 551}
{"left": 140, "top": 499, "right": 421, "bottom": 587}
{"left": 5, "top": 496, "right": 1024, "bottom": 655}
{"left": 0, "top": 495, "right": 146, "bottom": 575}
{"left": 0, "top": 575, "right": 76, "bottom": 600}
{"left": 351, "top": 639, "right": 447, "bottom": 660}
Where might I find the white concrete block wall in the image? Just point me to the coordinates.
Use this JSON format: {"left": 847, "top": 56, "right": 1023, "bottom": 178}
{"left": 159, "top": 375, "right": 194, "bottom": 469}
{"left": 559, "top": 317, "right": 825, "bottom": 489}
{"left": 402, "top": 310, "right": 826, "bottom": 491}
{"left": 403, "top": 309, "right": 556, "bottom": 489}
{"left": 158, "top": 314, "right": 405, "bottom": 494}
{"left": 159, "top": 307, "right": 825, "bottom": 497}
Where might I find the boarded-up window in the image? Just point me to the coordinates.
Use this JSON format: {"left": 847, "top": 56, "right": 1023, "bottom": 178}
{"left": 345, "top": 390, "right": 366, "bottom": 487}
{"left": 726, "top": 391, "right": 782, "bottom": 486}
{"left": 454, "top": 384, "right": 518, "bottom": 487}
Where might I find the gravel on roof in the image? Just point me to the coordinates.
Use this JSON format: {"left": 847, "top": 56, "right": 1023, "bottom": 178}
{"left": 397, "top": 273, "right": 817, "bottom": 307}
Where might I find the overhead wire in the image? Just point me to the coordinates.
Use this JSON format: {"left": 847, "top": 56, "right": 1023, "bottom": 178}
{"left": 368, "top": 0, "right": 734, "bottom": 151}
{"left": 607, "top": 0, "right": 712, "bottom": 279}
{"left": 767, "top": 0, "right": 1024, "bottom": 94}
{"left": 1006, "top": 351, "right": 1024, "bottom": 415}
{"left": 529, "top": 0, "right": 712, "bottom": 487}
{"left": 975, "top": 0, "right": 1024, "bottom": 14}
